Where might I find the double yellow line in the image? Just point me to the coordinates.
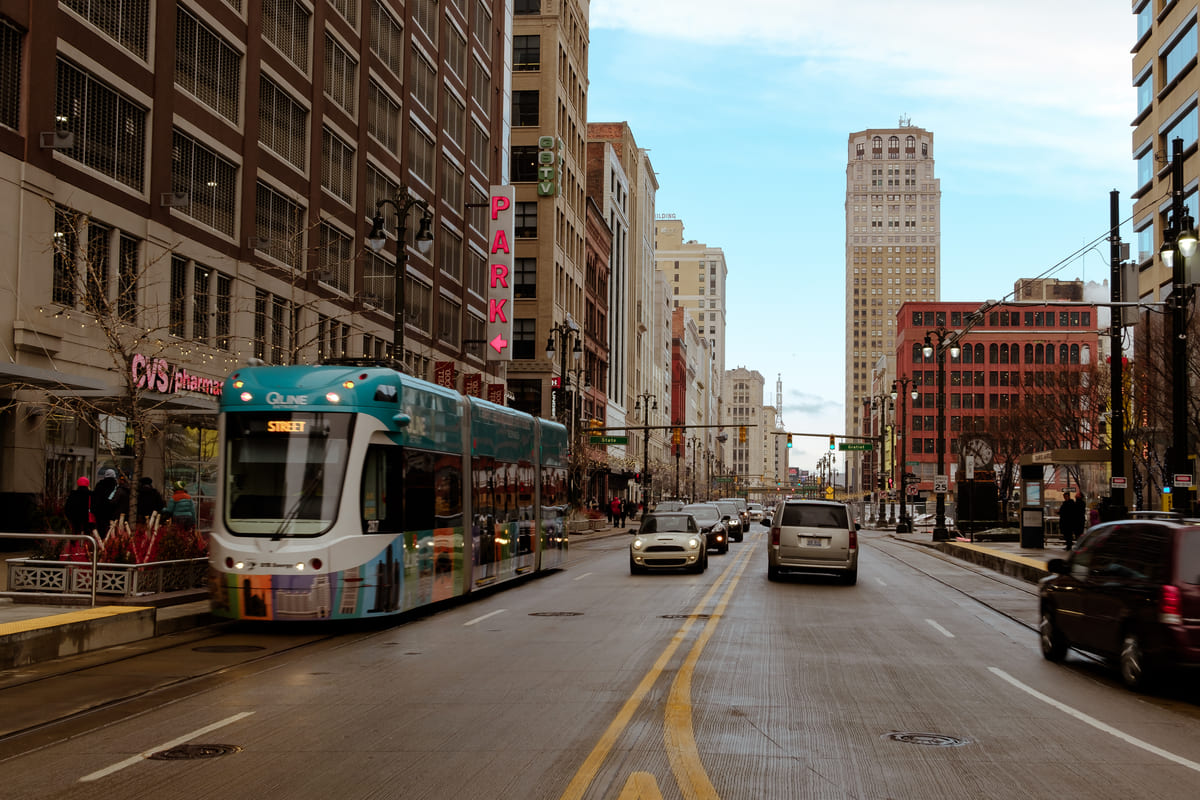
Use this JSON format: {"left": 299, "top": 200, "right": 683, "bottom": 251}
{"left": 559, "top": 535, "right": 758, "bottom": 800}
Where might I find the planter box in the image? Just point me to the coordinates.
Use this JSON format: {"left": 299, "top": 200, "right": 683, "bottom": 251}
{"left": 6, "top": 557, "right": 209, "bottom": 598}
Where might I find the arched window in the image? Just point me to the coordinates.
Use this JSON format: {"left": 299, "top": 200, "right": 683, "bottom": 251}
{"left": 872, "top": 136, "right": 882, "bottom": 156}
{"left": 906, "top": 135, "right": 915, "bottom": 151}
{"left": 1024, "top": 343, "right": 1034, "bottom": 363}
{"left": 962, "top": 344, "right": 973, "bottom": 364}
{"left": 989, "top": 343, "right": 999, "bottom": 363}
{"left": 1046, "top": 345, "right": 1055, "bottom": 365}
{"left": 999, "top": 344, "right": 1009, "bottom": 364}
{"left": 912, "top": 342, "right": 924, "bottom": 363}
{"left": 1034, "top": 344, "right": 1044, "bottom": 364}
{"left": 1061, "top": 344, "right": 1070, "bottom": 364}
{"left": 1070, "top": 344, "right": 1080, "bottom": 364}
{"left": 1010, "top": 343, "right": 1020, "bottom": 364}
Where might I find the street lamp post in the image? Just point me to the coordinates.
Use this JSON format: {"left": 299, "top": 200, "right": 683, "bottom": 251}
{"left": 688, "top": 435, "right": 699, "bottom": 502}
{"left": 862, "top": 392, "right": 892, "bottom": 525}
{"left": 365, "top": 188, "right": 434, "bottom": 366}
{"left": 634, "top": 392, "right": 657, "bottom": 510}
{"left": 545, "top": 317, "right": 582, "bottom": 423}
{"left": 1161, "top": 136, "right": 1198, "bottom": 516}
{"left": 892, "top": 376, "right": 919, "bottom": 533}
{"left": 923, "top": 327, "right": 961, "bottom": 541}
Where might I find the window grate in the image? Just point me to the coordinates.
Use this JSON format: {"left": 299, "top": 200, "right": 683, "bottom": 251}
{"left": 55, "top": 57, "right": 148, "bottom": 191}
{"left": 370, "top": 3, "right": 404, "bottom": 79}
{"left": 324, "top": 34, "right": 357, "bottom": 115}
{"left": 414, "top": 0, "right": 438, "bottom": 42}
{"left": 318, "top": 222, "right": 352, "bottom": 293}
{"left": 0, "top": 19, "right": 22, "bottom": 130}
{"left": 321, "top": 127, "right": 355, "bottom": 204}
{"left": 329, "top": 0, "right": 358, "bottom": 28}
{"left": 175, "top": 7, "right": 241, "bottom": 123}
{"left": 444, "top": 91, "right": 464, "bottom": 149}
{"left": 367, "top": 81, "right": 400, "bottom": 152}
{"left": 171, "top": 129, "right": 238, "bottom": 235}
{"left": 258, "top": 76, "right": 308, "bottom": 171}
{"left": 62, "top": 0, "right": 149, "bottom": 60}
{"left": 254, "top": 181, "right": 305, "bottom": 269}
{"left": 262, "top": 0, "right": 310, "bottom": 72}
{"left": 193, "top": 265, "right": 210, "bottom": 342}
{"left": 409, "top": 124, "right": 435, "bottom": 187}
{"left": 411, "top": 49, "right": 436, "bottom": 114}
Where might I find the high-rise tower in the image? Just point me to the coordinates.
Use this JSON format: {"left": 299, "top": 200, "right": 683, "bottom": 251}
{"left": 844, "top": 122, "right": 941, "bottom": 438}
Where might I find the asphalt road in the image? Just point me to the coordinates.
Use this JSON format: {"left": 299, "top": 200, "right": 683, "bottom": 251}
{"left": 1, "top": 529, "right": 1199, "bottom": 799}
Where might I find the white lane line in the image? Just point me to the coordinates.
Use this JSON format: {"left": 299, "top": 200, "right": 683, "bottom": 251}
{"left": 873, "top": 577, "right": 888, "bottom": 587}
{"left": 573, "top": 572, "right": 593, "bottom": 581}
{"left": 990, "top": 667, "right": 1200, "bottom": 774}
{"left": 80, "top": 711, "right": 254, "bottom": 783}
{"left": 925, "top": 618, "right": 955, "bottom": 638}
{"left": 464, "top": 609, "right": 507, "bottom": 626}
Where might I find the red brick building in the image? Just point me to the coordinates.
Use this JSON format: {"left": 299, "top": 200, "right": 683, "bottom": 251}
{"left": 893, "top": 301, "right": 1102, "bottom": 501}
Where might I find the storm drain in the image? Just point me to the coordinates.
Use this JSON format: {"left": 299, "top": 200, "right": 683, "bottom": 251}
{"left": 193, "top": 645, "right": 266, "bottom": 653}
{"left": 528, "top": 611, "right": 583, "bottom": 617}
{"left": 882, "top": 732, "right": 970, "bottom": 748}
{"left": 661, "top": 614, "right": 712, "bottom": 620}
{"left": 149, "top": 744, "right": 243, "bottom": 760}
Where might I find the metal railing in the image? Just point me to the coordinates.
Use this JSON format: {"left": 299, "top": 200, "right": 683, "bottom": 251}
{"left": 0, "top": 531, "right": 100, "bottom": 607}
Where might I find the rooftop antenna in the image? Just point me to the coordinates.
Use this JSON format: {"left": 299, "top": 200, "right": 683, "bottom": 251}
{"left": 776, "top": 373, "right": 784, "bottom": 428}
{"left": 899, "top": 113, "right": 911, "bottom": 127}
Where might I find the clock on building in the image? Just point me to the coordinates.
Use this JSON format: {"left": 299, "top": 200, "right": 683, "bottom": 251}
{"left": 962, "top": 436, "right": 994, "bottom": 471}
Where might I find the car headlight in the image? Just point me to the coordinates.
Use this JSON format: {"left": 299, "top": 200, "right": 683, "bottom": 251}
{"left": 688, "top": 537, "right": 700, "bottom": 550}
{"left": 632, "top": 538, "right": 644, "bottom": 550}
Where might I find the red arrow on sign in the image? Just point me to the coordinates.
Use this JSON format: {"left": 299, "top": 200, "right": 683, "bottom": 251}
{"left": 489, "top": 333, "right": 508, "bottom": 354}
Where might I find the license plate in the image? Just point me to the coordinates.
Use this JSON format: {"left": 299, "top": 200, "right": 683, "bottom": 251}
{"left": 804, "top": 537, "right": 824, "bottom": 547}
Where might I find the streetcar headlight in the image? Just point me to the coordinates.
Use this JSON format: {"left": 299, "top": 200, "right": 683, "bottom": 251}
{"left": 234, "top": 560, "right": 245, "bottom": 569}
{"left": 326, "top": 392, "right": 341, "bottom": 403}
{"left": 239, "top": 391, "right": 252, "bottom": 402}
{"left": 294, "top": 562, "right": 305, "bottom": 571}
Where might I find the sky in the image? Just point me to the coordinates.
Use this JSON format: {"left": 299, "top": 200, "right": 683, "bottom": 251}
{"left": 585, "top": 1, "right": 1135, "bottom": 472}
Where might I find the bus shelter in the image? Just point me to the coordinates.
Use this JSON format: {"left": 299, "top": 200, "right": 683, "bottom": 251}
{"left": 1018, "top": 449, "right": 1134, "bottom": 548}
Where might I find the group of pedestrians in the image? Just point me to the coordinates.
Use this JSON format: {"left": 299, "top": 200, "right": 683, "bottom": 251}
{"left": 64, "top": 469, "right": 195, "bottom": 536}
{"left": 1057, "top": 490, "right": 1094, "bottom": 550}
{"left": 605, "top": 496, "right": 637, "bottom": 527}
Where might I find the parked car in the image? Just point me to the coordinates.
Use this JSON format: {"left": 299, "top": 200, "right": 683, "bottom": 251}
{"left": 762, "top": 499, "right": 859, "bottom": 584}
{"left": 629, "top": 512, "right": 708, "bottom": 574}
{"left": 1038, "top": 516, "right": 1200, "bottom": 691}
{"left": 712, "top": 500, "right": 744, "bottom": 542}
{"left": 682, "top": 503, "right": 729, "bottom": 554}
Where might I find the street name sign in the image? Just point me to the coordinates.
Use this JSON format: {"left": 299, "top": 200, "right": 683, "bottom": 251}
{"left": 590, "top": 435, "right": 628, "bottom": 445}
{"left": 839, "top": 442, "right": 872, "bottom": 451}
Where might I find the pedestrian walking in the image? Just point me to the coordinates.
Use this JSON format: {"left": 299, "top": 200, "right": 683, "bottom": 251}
{"left": 163, "top": 481, "right": 197, "bottom": 530}
{"left": 610, "top": 496, "right": 622, "bottom": 527}
{"left": 137, "top": 476, "right": 165, "bottom": 523}
{"left": 111, "top": 474, "right": 131, "bottom": 528}
{"left": 64, "top": 476, "right": 94, "bottom": 536}
{"left": 623, "top": 497, "right": 636, "bottom": 524}
{"left": 617, "top": 497, "right": 627, "bottom": 527}
{"left": 1059, "top": 491, "right": 1084, "bottom": 550}
{"left": 93, "top": 468, "right": 118, "bottom": 536}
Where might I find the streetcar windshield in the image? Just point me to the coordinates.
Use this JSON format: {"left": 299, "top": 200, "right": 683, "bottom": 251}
{"left": 223, "top": 412, "right": 353, "bottom": 537}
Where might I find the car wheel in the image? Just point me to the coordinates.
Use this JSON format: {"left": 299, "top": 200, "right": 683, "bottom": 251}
{"left": 767, "top": 563, "right": 780, "bottom": 581}
{"left": 842, "top": 568, "right": 858, "bottom": 586}
{"left": 1119, "top": 632, "right": 1155, "bottom": 691}
{"left": 1039, "top": 607, "right": 1068, "bottom": 662}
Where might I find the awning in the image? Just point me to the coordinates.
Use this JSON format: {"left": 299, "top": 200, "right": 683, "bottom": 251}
{"left": 0, "top": 362, "right": 109, "bottom": 391}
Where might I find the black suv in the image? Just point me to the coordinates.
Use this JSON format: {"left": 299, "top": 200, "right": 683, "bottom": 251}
{"left": 1038, "top": 514, "right": 1200, "bottom": 691}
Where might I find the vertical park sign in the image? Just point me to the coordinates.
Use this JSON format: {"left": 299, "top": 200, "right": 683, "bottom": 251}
{"left": 486, "top": 185, "right": 515, "bottom": 361}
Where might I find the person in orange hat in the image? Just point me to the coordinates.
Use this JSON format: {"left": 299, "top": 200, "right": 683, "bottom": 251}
{"left": 64, "top": 476, "right": 94, "bottom": 535}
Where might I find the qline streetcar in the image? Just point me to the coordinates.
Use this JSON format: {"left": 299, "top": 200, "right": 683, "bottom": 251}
{"left": 209, "top": 361, "right": 569, "bottom": 621}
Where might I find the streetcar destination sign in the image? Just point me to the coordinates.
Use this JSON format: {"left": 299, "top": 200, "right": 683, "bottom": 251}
{"left": 839, "top": 442, "right": 872, "bottom": 451}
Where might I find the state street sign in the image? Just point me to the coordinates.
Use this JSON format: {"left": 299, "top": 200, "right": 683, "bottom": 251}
{"left": 590, "top": 435, "right": 628, "bottom": 445}
{"left": 838, "top": 442, "right": 872, "bottom": 451}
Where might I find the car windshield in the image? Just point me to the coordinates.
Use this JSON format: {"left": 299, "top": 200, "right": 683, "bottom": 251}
{"left": 640, "top": 514, "right": 695, "bottom": 533}
{"left": 781, "top": 504, "right": 848, "bottom": 529}
{"left": 682, "top": 505, "right": 719, "bottom": 524}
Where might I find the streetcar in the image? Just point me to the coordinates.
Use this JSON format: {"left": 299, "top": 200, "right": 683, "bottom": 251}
{"left": 208, "top": 360, "right": 569, "bottom": 621}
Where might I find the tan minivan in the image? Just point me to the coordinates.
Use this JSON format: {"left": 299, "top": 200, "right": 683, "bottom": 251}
{"left": 762, "top": 499, "right": 859, "bottom": 584}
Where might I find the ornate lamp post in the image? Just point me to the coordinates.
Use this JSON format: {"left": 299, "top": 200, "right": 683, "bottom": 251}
{"left": 1161, "top": 136, "right": 1198, "bottom": 516}
{"left": 365, "top": 187, "right": 434, "bottom": 366}
{"left": 688, "top": 435, "right": 699, "bottom": 502}
{"left": 862, "top": 392, "right": 892, "bottom": 525}
{"left": 923, "top": 327, "right": 961, "bottom": 541}
{"left": 634, "top": 392, "right": 657, "bottom": 509}
{"left": 545, "top": 316, "right": 582, "bottom": 422}
{"left": 892, "top": 376, "right": 919, "bottom": 533}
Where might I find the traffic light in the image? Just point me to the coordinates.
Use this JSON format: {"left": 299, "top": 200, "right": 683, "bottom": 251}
{"left": 634, "top": 472, "right": 641, "bottom": 483}
{"left": 888, "top": 477, "right": 894, "bottom": 490}
{"left": 739, "top": 426, "right": 747, "bottom": 443}
{"left": 829, "top": 434, "right": 835, "bottom": 451}
{"left": 786, "top": 434, "right": 793, "bottom": 448}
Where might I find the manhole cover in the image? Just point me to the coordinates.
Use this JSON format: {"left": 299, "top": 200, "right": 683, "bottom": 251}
{"left": 661, "top": 614, "right": 712, "bottom": 620}
{"left": 149, "top": 744, "right": 243, "bottom": 760}
{"left": 882, "top": 732, "right": 970, "bottom": 747}
{"left": 528, "top": 611, "right": 583, "bottom": 617}
{"left": 193, "top": 645, "right": 266, "bottom": 653}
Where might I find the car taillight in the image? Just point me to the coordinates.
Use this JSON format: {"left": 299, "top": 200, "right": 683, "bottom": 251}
{"left": 770, "top": 526, "right": 780, "bottom": 546}
{"left": 1160, "top": 585, "right": 1183, "bottom": 624}
{"left": 848, "top": 529, "right": 858, "bottom": 551}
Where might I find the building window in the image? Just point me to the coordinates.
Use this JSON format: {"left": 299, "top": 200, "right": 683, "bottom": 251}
{"left": 515, "top": 257, "right": 536, "bottom": 297}
{"left": 0, "top": 19, "right": 22, "bottom": 130}
{"left": 515, "top": 0, "right": 540, "bottom": 13}
{"left": 324, "top": 34, "right": 357, "bottom": 115}
{"left": 411, "top": 49, "right": 436, "bottom": 113}
{"left": 474, "top": 1, "right": 493, "bottom": 43}
{"left": 370, "top": 2, "right": 404, "bottom": 79}
{"left": 262, "top": 0, "right": 311, "bottom": 72}
{"left": 413, "top": 0, "right": 438, "bottom": 42}
{"left": 440, "top": 223, "right": 463, "bottom": 282}
{"left": 513, "top": 318, "right": 536, "bottom": 359}
{"left": 62, "top": 0, "right": 149, "bottom": 59}
{"left": 406, "top": 277, "right": 432, "bottom": 335}
{"left": 515, "top": 202, "right": 536, "bottom": 238}
{"left": 367, "top": 81, "right": 400, "bottom": 152}
{"left": 118, "top": 233, "right": 139, "bottom": 323}
{"left": 513, "top": 35, "right": 540, "bottom": 70}
{"left": 318, "top": 222, "right": 353, "bottom": 294}
{"left": 55, "top": 58, "right": 148, "bottom": 191}
{"left": 512, "top": 90, "right": 539, "bottom": 126}
{"left": 171, "top": 129, "right": 237, "bottom": 235}
{"left": 259, "top": 76, "right": 308, "bottom": 171}
{"left": 1164, "top": 21, "right": 1197, "bottom": 88}
{"left": 409, "top": 124, "right": 435, "bottom": 186}
{"left": 446, "top": 27, "right": 466, "bottom": 79}
{"left": 175, "top": 7, "right": 241, "bottom": 123}
{"left": 471, "top": 57, "right": 490, "bottom": 110}
{"left": 441, "top": 157, "right": 464, "bottom": 218}
{"left": 470, "top": 121, "right": 489, "bottom": 172}
{"left": 444, "top": 90, "right": 465, "bottom": 149}
{"left": 511, "top": 145, "right": 538, "bottom": 181}
{"left": 438, "top": 296, "right": 461, "bottom": 347}
{"left": 322, "top": 127, "right": 355, "bottom": 204}
{"left": 193, "top": 265, "right": 210, "bottom": 342}
{"left": 170, "top": 255, "right": 187, "bottom": 337}
{"left": 364, "top": 251, "right": 396, "bottom": 316}
{"left": 329, "top": 0, "right": 358, "bottom": 27}
{"left": 255, "top": 181, "right": 305, "bottom": 269}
